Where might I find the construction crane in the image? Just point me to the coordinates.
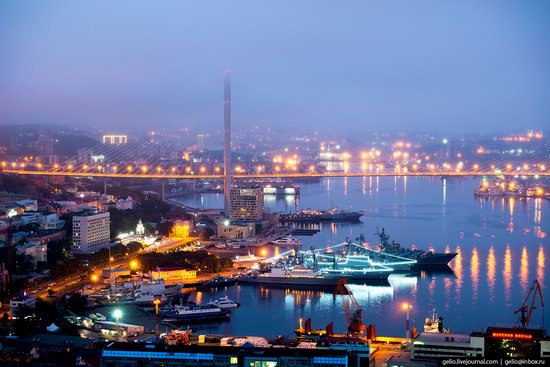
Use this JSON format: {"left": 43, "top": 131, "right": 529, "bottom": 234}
{"left": 514, "top": 279, "right": 545, "bottom": 329}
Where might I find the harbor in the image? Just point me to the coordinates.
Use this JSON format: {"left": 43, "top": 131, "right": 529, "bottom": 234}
{"left": 172, "top": 176, "right": 548, "bottom": 338}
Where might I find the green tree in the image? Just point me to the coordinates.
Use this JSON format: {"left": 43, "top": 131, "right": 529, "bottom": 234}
{"left": 127, "top": 241, "right": 143, "bottom": 254}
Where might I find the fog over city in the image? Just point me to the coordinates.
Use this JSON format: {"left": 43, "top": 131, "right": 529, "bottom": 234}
{"left": 1, "top": 0, "right": 549, "bottom": 133}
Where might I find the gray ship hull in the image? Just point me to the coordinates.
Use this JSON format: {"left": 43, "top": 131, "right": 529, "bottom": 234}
{"left": 238, "top": 275, "right": 345, "bottom": 287}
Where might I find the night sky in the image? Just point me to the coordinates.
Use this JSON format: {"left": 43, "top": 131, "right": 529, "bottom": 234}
{"left": 1, "top": 1, "right": 549, "bottom": 133}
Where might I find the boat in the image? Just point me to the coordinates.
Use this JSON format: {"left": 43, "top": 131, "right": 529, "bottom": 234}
{"left": 208, "top": 296, "right": 239, "bottom": 310}
{"left": 88, "top": 312, "right": 107, "bottom": 321}
{"left": 134, "top": 293, "right": 168, "bottom": 306}
{"left": 280, "top": 208, "right": 362, "bottom": 223}
{"left": 317, "top": 267, "right": 391, "bottom": 282}
{"left": 270, "top": 235, "right": 302, "bottom": 246}
{"left": 202, "top": 275, "right": 237, "bottom": 288}
{"left": 238, "top": 266, "right": 346, "bottom": 287}
{"left": 424, "top": 308, "right": 450, "bottom": 334}
{"left": 159, "top": 303, "right": 230, "bottom": 322}
{"left": 263, "top": 185, "right": 300, "bottom": 196}
{"left": 233, "top": 251, "right": 266, "bottom": 263}
{"left": 376, "top": 228, "right": 457, "bottom": 267}
{"left": 300, "top": 241, "right": 416, "bottom": 273}
{"left": 135, "top": 279, "right": 181, "bottom": 296}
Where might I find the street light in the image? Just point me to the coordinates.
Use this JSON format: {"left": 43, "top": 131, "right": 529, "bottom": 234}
{"left": 154, "top": 298, "right": 161, "bottom": 337}
{"left": 113, "top": 309, "right": 122, "bottom": 338}
{"left": 402, "top": 303, "right": 412, "bottom": 339}
{"left": 129, "top": 259, "right": 139, "bottom": 270}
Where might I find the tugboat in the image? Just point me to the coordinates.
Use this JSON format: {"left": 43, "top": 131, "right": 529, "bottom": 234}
{"left": 376, "top": 228, "right": 457, "bottom": 267}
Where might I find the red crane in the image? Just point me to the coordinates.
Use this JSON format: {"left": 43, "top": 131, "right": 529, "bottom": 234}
{"left": 514, "top": 279, "right": 545, "bottom": 329}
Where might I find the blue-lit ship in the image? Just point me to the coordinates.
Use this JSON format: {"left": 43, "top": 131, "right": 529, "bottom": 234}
{"left": 375, "top": 228, "right": 457, "bottom": 267}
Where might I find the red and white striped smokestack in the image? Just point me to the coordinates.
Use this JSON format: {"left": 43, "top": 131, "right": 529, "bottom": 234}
{"left": 223, "top": 70, "right": 232, "bottom": 217}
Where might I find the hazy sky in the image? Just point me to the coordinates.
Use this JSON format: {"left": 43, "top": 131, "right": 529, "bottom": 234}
{"left": 1, "top": 1, "right": 549, "bottom": 133}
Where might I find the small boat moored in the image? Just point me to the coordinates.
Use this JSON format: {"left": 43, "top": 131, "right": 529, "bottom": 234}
{"left": 208, "top": 296, "right": 240, "bottom": 310}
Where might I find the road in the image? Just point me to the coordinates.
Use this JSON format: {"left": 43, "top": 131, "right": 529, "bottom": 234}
{"left": 0, "top": 237, "right": 199, "bottom": 315}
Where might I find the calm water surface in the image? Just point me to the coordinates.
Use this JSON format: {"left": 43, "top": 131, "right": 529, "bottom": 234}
{"left": 157, "top": 177, "right": 548, "bottom": 338}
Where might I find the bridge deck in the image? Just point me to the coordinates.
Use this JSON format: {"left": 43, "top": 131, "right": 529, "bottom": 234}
{"left": 1, "top": 169, "right": 547, "bottom": 179}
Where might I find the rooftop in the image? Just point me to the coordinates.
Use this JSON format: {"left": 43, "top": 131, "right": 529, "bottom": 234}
{"left": 414, "top": 332, "right": 471, "bottom": 344}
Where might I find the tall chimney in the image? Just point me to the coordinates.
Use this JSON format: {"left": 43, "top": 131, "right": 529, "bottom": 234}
{"left": 223, "top": 70, "right": 232, "bottom": 217}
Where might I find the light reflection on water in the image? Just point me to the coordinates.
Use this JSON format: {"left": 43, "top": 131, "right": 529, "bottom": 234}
{"left": 471, "top": 247, "right": 479, "bottom": 304}
{"left": 173, "top": 177, "right": 548, "bottom": 337}
{"left": 487, "top": 246, "right": 496, "bottom": 302}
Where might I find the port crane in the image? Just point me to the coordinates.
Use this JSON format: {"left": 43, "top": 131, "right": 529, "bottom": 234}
{"left": 514, "top": 279, "right": 545, "bottom": 328}
{"left": 344, "top": 285, "right": 366, "bottom": 337}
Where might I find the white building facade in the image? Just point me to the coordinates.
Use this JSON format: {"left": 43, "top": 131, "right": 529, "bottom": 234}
{"left": 72, "top": 211, "right": 111, "bottom": 254}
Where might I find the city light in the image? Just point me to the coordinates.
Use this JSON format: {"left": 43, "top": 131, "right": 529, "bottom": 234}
{"left": 130, "top": 259, "right": 139, "bottom": 270}
{"left": 90, "top": 274, "right": 98, "bottom": 282}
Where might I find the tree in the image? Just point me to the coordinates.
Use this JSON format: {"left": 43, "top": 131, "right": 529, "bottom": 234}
{"left": 65, "top": 293, "right": 88, "bottom": 313}
{"left": 127, "top": 241, "right": 143, "bottom": 254}
{"left": 201, "top": 227, "right": 215, "bottom": 240}
{"left": 35, "top": 298, "right": 58, "bottom": 324}
{"left": 47, "top": 289, "right": 56, "bottom": 297}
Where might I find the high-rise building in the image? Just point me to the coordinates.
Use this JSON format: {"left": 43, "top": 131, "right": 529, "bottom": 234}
{"left": 197, "top": 134, "right": 206, "bottom": 149}
{"left": 72, "top": 211, "right": 110, "bottom": 254}
{"left": 229, "top": 188, "right": 264, "bottom": 221}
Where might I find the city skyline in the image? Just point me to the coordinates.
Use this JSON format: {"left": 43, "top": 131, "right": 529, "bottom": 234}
{"left": 1, "top": 1, "right": 549, "bottom": 133}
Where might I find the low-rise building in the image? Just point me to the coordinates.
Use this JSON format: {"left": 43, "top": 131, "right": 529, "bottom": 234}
{"left": 115, "top": 196, "right": 134, "bottom": 210}
{"left": 411, "top": 332, "right": 484, "bottom": 360}
{"left": 101, "top": 341, "right": 354, "bottom": 367}
{"left": 10, "top": 295, "right": 36, "bottom": 319}
{"left": 0, "top": 193, "right": 31, "bottom": 203}
{"left": 16, "top": 199, "right": 38, "bottom": 212}
{"left": 170, "top": 220, "right": 192, "bottom": 238}
{"left": 150, "top": 266, "right": 197, "bottom": 284}
{"left": 217, "top": 220, "right": 255, "bottom": 239}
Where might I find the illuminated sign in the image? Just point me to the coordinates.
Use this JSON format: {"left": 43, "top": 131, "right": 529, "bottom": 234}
{"left": 491, "top": 332, "right": 533, "bottom": 340}
{"left": 102, "top": 135, "right": 128, "bottom": 144}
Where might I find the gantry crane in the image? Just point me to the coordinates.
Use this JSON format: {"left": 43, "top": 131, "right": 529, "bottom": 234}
{"left": 514, "top": 279, "right": 545, "bottom": 329}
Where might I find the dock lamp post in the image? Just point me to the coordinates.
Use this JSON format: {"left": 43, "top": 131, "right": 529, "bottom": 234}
{"left": 154, "top": 298, "right": 161, "bottom": 337}
{"left": 113, "top": 309, "right": 122, "bottom": 338}
{"left": 402, "top": 303, "right": 412, "bottom": 339}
